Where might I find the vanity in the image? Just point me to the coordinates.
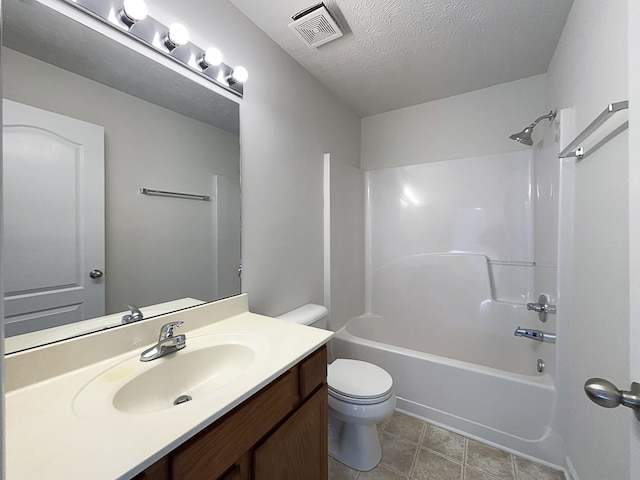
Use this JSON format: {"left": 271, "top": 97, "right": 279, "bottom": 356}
{"left": 135, "top": 343, "right": 327, "bottom": 480}
{"left": 4, "top": 294, "right": 332, "bottom": 479}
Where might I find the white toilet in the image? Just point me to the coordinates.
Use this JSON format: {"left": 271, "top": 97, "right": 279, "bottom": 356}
{"left": 277, "top": 304, "right": 396, "bottom": 471}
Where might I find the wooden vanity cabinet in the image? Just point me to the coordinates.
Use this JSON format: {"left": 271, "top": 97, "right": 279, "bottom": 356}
{"left": 133, "top": 344, "right": 328, "bottom": 480}
{"left": 253, "top": 384, "right": 327, "bottom": 479}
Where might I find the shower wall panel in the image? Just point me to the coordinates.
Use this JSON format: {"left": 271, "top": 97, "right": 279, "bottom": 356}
{"left": 366, "top": 150, "right": 533, "bottom": 303}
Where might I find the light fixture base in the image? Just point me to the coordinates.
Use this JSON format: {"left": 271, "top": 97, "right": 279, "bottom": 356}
{"left": 60, "top": 0, "right": 244, "bottom": 97}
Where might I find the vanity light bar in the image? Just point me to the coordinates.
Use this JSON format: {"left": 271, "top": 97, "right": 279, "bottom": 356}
{"left": 120, "top": 0, "right": 147, "bottom": 26}
{"left": 61, "top": 0, "right": 246, "bottom": 97}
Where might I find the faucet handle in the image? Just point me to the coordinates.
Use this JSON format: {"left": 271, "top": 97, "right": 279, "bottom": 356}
{"left": 122, "top": 304, "right": 144, "bottom": 324}
{"left": 527, "top": 302, "right": 545, "bottom": 313}
{"left": 159, "top": 321, "right": 184, "bottom": 340}
{"left": 526, "top": 294, "right": 556, "bottom": 322}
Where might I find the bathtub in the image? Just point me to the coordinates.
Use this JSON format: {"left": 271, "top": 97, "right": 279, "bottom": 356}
{"left": 331, "top": 254, "right": 564, "bottom": 465}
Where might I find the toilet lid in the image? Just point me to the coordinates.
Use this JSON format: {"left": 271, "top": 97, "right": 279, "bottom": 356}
{"left": 328, "top": 359, "right": 393, "bottom": 400}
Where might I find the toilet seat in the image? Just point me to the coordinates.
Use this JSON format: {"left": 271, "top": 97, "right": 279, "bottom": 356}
{"left": 328, "top": 359, "right": 393, "bottom": 405}
{"left": 328, "top": 387, "right": 394, "bottom": 405}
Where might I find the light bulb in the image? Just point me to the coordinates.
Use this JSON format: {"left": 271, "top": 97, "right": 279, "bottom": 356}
{"left": 120, "top": 0, "right": 147, "bottom": 25}
{"left": 166, "top": 23, "right": 190, "bottom": 48}
{"left": 230, "top": 66, "right": 248, "bottom": 84}
{"left": 202, "top": 47, "right": 223, "bottom": 68}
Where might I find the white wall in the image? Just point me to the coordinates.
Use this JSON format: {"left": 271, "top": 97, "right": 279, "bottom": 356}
{"left": 629, "top": 2, "right": 640, "bottom": 479}
{"left": 3, "top": 48, "right": 240, "bottom": 315}
{"left": 547, "top": 1, "right": 630, "bottom": 479}
{"left": 146, "top": 0, "right": 362, "bottom": 317}
{"left": 361, "top": 74, "right": 547, "bottom": 170}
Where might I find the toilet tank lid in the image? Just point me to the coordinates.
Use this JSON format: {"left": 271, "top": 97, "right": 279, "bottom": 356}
{"left": 276, "top": 303, "right": 328, "bottom": 325}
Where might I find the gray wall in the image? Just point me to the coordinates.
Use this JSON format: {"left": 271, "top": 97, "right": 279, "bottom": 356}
{"left": 327, "top": 159, "right": 365, "bottom": 332}
{"left": 3, "top": 47, "right": 240, "bottom": 314}
{"left": 148, "top": 0, "right": 362, "bottom": 318}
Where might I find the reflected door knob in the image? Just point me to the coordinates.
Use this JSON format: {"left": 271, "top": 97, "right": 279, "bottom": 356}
{"left": 584, "top": 378, "right": 640, "bottom": 420}
{"left": 89, "top": 269, "right": 104, "bottom": 279}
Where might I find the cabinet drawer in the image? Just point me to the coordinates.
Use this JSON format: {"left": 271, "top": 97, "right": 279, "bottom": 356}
{"left": 172, "top": 369, "right": 298, "bottom": 480}
{"left": 299, "top": 345, "right": 327, "bottom": 399}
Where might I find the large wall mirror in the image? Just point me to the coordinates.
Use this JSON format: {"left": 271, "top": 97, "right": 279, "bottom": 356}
{"left": 3, "top": 0, "right": 241, "bottom": 354}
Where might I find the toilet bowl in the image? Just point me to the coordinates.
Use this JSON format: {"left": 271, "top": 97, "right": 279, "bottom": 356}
{"left": 327, "top": 359, "right": 396, "bottom": 470}
{"left": 277, "top": 304, "right": 396, "bottom": 471}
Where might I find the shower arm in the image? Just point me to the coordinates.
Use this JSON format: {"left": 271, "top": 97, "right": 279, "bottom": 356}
{"left": 509, "top": 110, "right": 557, "bottom": 146}
{"left": 530, "top": 111, "right": 556, "bottom": 128}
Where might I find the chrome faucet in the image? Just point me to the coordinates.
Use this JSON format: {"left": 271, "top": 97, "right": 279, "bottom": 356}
{"left": 514, "top": 326, "right": 556, "bottom": 344}
{"left": 526, "top": 294, "right": 556, "bottom": 322}
{"left": 140, "top": 321, "right": 186, "bottom": 362}
{"left": 122, "top": 304, "right": 144, "bottom": 324}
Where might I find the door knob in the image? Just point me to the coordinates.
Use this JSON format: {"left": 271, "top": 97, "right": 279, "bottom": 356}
{"left": 584, "top": 378, "right": 640, "bottom": 420}
{"left": 89, "top": 269, "right": 104, "bottom": 279}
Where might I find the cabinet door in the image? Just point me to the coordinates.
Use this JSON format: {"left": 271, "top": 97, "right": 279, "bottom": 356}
{"left": 253, "top": 385, "right": 328, "bottom": 480}
{"left": 218, "top": 452, "right": 251, "bottom": 480}
{"left": 172, "top": 369, "right": 298, "bottom": 480}
{"left": 131, "top": 456, "right": 170, "bottom": 480}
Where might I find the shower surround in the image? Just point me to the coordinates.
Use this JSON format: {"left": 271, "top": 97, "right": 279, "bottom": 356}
{"left": 366, "top": 150, "right": 535, "bottom": 306}
{"left": 333, "top": 150, "right": 562, "bottom": 465}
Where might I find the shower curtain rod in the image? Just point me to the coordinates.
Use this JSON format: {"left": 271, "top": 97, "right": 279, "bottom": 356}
{"left": 558, "top": 100, "right": 629, "bottom": 160}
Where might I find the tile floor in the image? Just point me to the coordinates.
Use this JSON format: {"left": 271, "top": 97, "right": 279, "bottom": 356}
{"left": 328, "top": 411, "right": 566, "bottom": 480}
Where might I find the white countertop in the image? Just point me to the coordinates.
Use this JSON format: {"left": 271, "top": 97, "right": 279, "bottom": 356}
{"left": 5, "top": 294, "right": 332, "bottom": 479}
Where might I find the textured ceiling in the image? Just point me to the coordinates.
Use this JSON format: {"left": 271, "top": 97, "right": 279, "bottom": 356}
{"left": 227, "top": 0, "right": 574, "bottom": 117}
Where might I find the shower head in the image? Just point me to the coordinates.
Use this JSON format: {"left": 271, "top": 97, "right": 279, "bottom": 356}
{"left": 509, "top": 124, "right": 535, "bottom": 146}
{"left": 509, "top": 111, "right": 556, "bottom": 146}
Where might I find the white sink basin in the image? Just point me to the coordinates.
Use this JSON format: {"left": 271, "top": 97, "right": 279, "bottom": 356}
{"left": 114, "top": 343, "right": 254, "bottom": 413}
{"left": 73, "top": 332, "right": 270, "bottom": 416}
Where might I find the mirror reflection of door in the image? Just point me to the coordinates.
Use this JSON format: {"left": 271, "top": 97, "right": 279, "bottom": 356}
{"left": 3, "top": 99, "right": 105, "bottom": 336}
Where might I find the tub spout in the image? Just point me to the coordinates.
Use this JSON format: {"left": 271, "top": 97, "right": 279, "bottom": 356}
{"left": 514, "top": 327, "right": 556, "bottom": 344}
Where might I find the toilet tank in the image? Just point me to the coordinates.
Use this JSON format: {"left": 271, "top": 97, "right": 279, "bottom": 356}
{"left": 276, "top": 304, "right": 328, "bottom": 330}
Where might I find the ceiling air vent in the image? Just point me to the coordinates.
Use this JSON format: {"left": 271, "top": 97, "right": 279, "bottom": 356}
{"left": 289, "top": 3, "right": 344, "bottom": 48}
